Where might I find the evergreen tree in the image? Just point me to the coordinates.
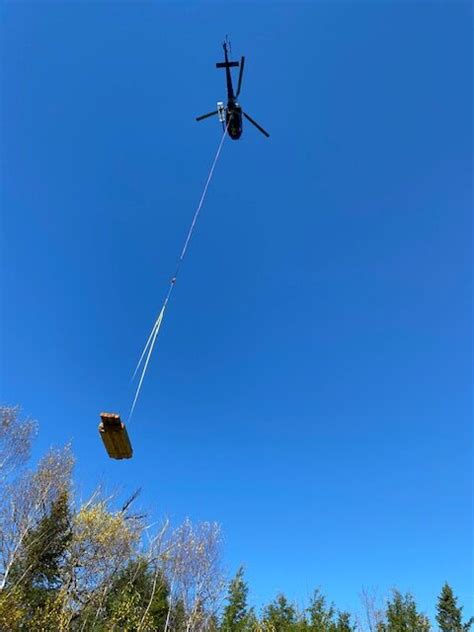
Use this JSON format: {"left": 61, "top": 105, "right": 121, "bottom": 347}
{"left": 377, "top": 590, "right": 430, "bottom": 632}
{"left": 245, "top": 608, "right": 260, "bottom": 631}
{"left": 99, "top": 557, "right": 169, "bottom": 631}
{"left": 170, "top": 598, "right": 187, "bottom": 632}
{"left": 307, "top": 589, "right": 336, "bottom": 631}
{"left": 208, "top": 613, "right": 220, "bottom": 632}
{"left": 335, "top": 611, "right": 356, "bottom": 632}
{"left": 9, "top": 490, "right": 71, "bottom": 618}
{"left": 221, "top": 567, "right": 250, "bottom": 632}
{"left": 436, "top": 583, "right": 473, "bottom": 632}
{"left": 304, "top": 589, "right": 355, "bottom": 632}
{"left": 264, "top": 594, "right": 297, "bottom": 632}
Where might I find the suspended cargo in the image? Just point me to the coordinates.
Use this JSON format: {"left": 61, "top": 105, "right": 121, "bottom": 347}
{"left": 99, "top": 412, "right": 133, "bottom": 459}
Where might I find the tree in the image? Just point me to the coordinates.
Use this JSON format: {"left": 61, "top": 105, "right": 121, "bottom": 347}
{"left": 304, "top": 589, "right": 355, "bottom": 632}
{"left": 263, "top": 594, "right": 297, "bottom": 632}
{"left": 8, "top": 490, "right": 71, "bottom": 620}
{"left": 82, "top": 557, "right": 168, "bottom": 631}
{"left": 358, "top": 588, "right": 385, "bottom": 632}
{"left": 377, "top": 590, "right": 430, "bottom": 632}
{"left": 62, "top": 495, "right": 144, "bottom": 628}
{"left": 436, "top": 583, "right": 473, "bottom": 632}
{"left": 221, "top": 567, "right": 250, "bottom": 632}
{"left": 307, "top": 588, "right": 336, "bottom": 631}
{"left": 164, "top": 519, "right": 224, "bottom": 632}
{"left": 0, "top": 406, "right": 37, "bottom": 482}
{"left": 169, "top": 598, "right": 187, "bottom": 632}
{"left": 0, "top": 441, "right": 74, "bottom": 591}
{"left": 335, "top": 612, "right": 356, "bottom": 632}
{"left": 0, "top": 407, "right": 73, "bottom": 631}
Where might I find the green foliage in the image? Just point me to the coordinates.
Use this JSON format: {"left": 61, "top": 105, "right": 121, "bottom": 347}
{"left": 221, "top": 567, "right": 251, "bottom": 632}
{"left": 263, "top": 594, "right": 297, "bottom": 632}
{"left": 334, "top": 611, "right": 356, "bottom": 632}
{"left": 303, "top": 589, "right": 355, "bottom": 632}
{"left": 307, "top": 588, "right": 336, "bottom": 631}
{"left": 259, "top": 591, "right": 355, "bottom": 632}
{"left": 377, "top": 590, "right": 431, "bottom": 632}
{"left": 436, "top": 583, "right": 473, "bottom": 632}
{"left": 0, "top": 586, "right": 24, "bottom": 630}
{"left": 101, "top": 558, "right": 170, "bottom": 631}
{"left": 8, "top": 490, "right": 71, "bottom": 624}
{"left": 170, "top": 598, "right": 187, "bottom": 632}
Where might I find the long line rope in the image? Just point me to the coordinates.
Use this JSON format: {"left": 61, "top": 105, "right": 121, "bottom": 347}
{"left": 129, "top": 126, "right": 228, "bottom": 420}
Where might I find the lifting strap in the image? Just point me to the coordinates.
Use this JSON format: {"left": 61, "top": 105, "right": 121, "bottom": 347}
{"left": 129, "top": 126, "right": 228, "bottom": 419}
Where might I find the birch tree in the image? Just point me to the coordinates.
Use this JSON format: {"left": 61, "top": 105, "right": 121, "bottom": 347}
{"left": 164, "top": 519, "right": 225, "bottom": 632}
{"left": 0, "top": 422, "right": 73, "bottom": 590}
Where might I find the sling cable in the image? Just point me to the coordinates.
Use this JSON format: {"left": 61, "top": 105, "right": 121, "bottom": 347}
{"left": 99, "top": 126, "right": 228, "bottom": 459}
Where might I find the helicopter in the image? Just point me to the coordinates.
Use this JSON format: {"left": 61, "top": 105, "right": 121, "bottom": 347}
{"left": 196, "top": 40, "right": 270, "bottom": 140}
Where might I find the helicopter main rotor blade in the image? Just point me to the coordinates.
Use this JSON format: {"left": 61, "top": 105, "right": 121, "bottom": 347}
{"left": 243, "top": 111, "right": 270, "bottom": 138}
{"left": 196, "top": 110, "right": 219, "bottom": 122}
{"left": 236, "top": 56, "right": 245, "bottom": 98}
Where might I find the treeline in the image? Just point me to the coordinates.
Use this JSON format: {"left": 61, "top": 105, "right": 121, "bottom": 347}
{"left": 0, "top": 407, "right": 471, "bottom": 632}
{"left": 220, "top": 568, "right": 471, "bottom": 632}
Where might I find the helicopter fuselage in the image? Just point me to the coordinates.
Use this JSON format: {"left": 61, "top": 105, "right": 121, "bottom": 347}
{"left": 226, "top": 100, "right": 242, "bottom": 140}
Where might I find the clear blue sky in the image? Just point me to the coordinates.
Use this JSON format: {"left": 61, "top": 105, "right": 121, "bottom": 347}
{"left": 1, "top": 1, "right": 472, "bottom": 623}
